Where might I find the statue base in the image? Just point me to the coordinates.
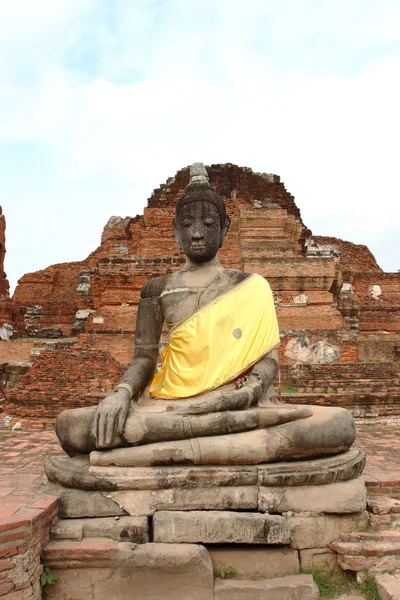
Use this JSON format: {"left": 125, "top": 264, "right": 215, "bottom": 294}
{"left": 42, "top": 450, "right": 368, "bottom": 599}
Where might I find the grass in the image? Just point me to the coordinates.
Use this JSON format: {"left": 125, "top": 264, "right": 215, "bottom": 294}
{"left": 280, "top": 386, "right": 299, "bottom": 394}
{"left": 305, "top": 569, "right": 380, "bottom": 600}
{"left": 0, "top": 431, "right": 10, "bottom": 436}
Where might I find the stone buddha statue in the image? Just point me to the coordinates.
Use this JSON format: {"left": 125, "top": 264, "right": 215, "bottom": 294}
{"left": 51, "top": 163, "right": 356, "bottom": 479}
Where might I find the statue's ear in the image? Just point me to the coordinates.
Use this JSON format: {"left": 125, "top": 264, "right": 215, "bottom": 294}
{"left": 222, "top": 216, "right": 230, "bottom": 239}
{"left": 173, "top": 218, "right": 182, "bottom": 250}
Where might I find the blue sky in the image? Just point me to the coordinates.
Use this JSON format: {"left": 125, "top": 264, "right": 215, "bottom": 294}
{"left": 1, "top": 0, "right": 400, "bottom": 293}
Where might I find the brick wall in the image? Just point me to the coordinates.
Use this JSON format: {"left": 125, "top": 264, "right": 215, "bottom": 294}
{"left": 0, "top": 497, "right": 58, "bottom": 600}
{"left": 3, "top": 348, "right": 123, "bottom": 425}
{"left": 0, "top": 207, "right": 12, "bottom": 325}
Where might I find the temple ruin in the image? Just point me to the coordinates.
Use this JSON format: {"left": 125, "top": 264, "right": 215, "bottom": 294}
{"left": 0, "top": 164, "right": 399, "bottom": 427}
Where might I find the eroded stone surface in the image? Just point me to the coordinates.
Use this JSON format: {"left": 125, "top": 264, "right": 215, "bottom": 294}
{"left": 299, "top": 547, "right": 339, "bottom": 572}
{"left": 47, "top": 450, "right": 364, "bottom": 492}
{"left": 289, "top": 511, "right": 369, "bottom": 549}
{"left": 214, "top": 574, "right": 319, "bottom": 600}
{"left": 259, "top": 477, "right": 366, "bottom": 514}
{"left": 45, "top": 482, "right": 126, "bottom": 518}
{"left": 257, "top": 449, "right": 365, "bottom": 487}
{"left": 108, "top": 486, "right": 258, "bottom": 516}
{"left": 375, "top": 573, "right": 400, "bottom": 600}
{"left": 45, "top": 542, "right": 214, "bottom": 600}
{"left": 208, "top": 545, "right": 299, "bottom": 580}
{"left": 153, "top": 511, "right": 291, "bottom": 544}
{"left": 51, "top": 516, "right": 149, "bottom": 543}
{"left": 88, "top": 463, "right": 258, "bottom": 490}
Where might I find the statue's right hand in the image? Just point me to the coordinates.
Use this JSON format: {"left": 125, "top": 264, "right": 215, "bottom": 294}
{"left": 91, "top": 388, "right": 131, "bottom": 449}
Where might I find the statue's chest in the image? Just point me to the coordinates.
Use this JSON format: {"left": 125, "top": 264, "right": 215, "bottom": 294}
{"left": 160, "top": 284, "right": 230, "bottom": 328}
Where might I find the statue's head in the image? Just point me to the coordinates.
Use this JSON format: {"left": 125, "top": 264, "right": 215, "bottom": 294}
{"left": 174, "top": 163, "right": 230, "bottom": 263}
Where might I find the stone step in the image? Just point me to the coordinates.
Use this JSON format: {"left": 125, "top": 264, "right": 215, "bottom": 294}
{"left": 369, "top": 514, "right": 400, "bottom": 530}
{"left": 152, "top": 511, "right": 291, "bottom": 545}
{"left": 214, "top": 574, "right": 319, "bottom": 600}
{"left": 331, "top": 529, "right": 400, "bottom": 574}
{"left": 50, "top": 516, "right": 149, "bottom": 543}
{"left": 375, "top": 573, "right": 400, "bottom": 600}
{"left": 367, "top": 495, "right": 400, "bottom": 515}
{"left": 43, "top": 541, "right": 214, "bottom": 600}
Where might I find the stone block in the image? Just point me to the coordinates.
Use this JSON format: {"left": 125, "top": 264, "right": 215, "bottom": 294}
{"left": 208, "top": 545, "right": 299, "bottom": 579}
{"left": 375, "top": 573, "right": 400, "bottom": 600}
{"left": 259, "top": 477, "right": 366, "bottom": 514}
{"left": 45, "top": 543, "right": 213, "bottom": 600}
{"left": 52, "top": 517, "right": 148, "bottom": 543}
{"left": 89, "top": 464, "right": 258, "bottom": 489}
{"left": 83, "top": 517, "right": 148, "bottom": 543}
{"left": 107, "top": 486, "right": 258, "bottom": 516}
{"left": 51, "top": 520, "right": 83, "bottom": 540}
{"left": 153, "top": 511, "right": 291, "bottom": 544}
{"left": 289, "top": 511, "right": 368, "bottom": 549}
{"left": 257, "top": 450, "right": 365, "bottom": 487}
{"left": 299, "top": 548, "right": 339, "bottom": 572}
{"left": 214, "top": 574, "right": 319, "bottom": 600}
{"left": 44, "top": 483, "right": 126, "bottom": 518}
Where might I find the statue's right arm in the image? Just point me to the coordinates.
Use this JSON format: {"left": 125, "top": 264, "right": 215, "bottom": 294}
{"left": 92, "top": 278, "right": 165, "bottom": 448}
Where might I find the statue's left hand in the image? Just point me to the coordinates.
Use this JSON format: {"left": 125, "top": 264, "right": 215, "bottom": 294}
{"left": 243, "top": 374, "right": 263, "bottom": 405}
{"left": 91, "top": 388, "right": 131, "bottom": 449}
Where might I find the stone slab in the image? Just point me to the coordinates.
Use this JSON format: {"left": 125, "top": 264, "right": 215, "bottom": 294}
{"left": 45, "top": 542, "right": 214, "bottom": 600}
{"left": 299, "top": 547, "right": 339, "bottom": 572}
{"left": 153, "top": 511, "right": 291, "bottom": 544}
{"left": 89, "top": 464, "right": 258, "bottom": 489}
{"left": 375, "top": 573, "right": 400, "bottom": 600}
{"left": 47, "top": 450, "right": 365, "bottom": 492}
{"left": 207, "top": 545, "right": 299, "bottom": 580}
{"left": 107, "top": 486, "right": 258, "bottom": 516}
{"left": 257, "top": 449, "right": 365, "bottom": 487}
{"left": 214, "top": 574, "right": 319, "bottom": 600}
{"left": 51, "top": 516, "right": 149, "bottom": 543}
{"left": 289, "top": 511, "right": 369, "bottom": 549}
{"left": 44, "top": 482, "right": 127, "bottom": 518}
{"left": 259, "top": 477, "right": 366, "bottom": 514}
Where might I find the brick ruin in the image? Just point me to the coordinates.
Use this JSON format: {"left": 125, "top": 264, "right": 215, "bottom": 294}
{"left": 0, "top": 207, "right": 12, "bottom": 332}
{"left": 0, "top": 163, "right": 399, "bottom": 427}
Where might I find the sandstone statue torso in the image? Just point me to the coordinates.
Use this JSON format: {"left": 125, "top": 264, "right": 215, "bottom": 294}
{"left": 145, "top": 268, "right": 250, "bottom": 328}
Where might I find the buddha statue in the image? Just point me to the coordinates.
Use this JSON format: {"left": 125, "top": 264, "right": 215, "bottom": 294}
{"left": 51, "top": 163, "right": 356, "bottom": 476}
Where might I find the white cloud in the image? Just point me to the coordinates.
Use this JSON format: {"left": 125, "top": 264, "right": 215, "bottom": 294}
{"left": 0, "top": 0, "right": 400, "bottom": 292}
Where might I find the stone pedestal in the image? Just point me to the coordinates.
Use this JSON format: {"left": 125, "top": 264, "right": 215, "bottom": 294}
{"left": 42, "top": 449, "right": 368, "bottom": 599}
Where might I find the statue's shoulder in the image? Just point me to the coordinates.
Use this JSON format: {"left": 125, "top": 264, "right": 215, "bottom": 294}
{"left": 225, "top": 270, "right": 271, "bottom": 291}
{"left": 224, "top": 269, "right": 253, "bottom": 285}
{"left": 141, "top": 274, "right": 170, "bottom": 299}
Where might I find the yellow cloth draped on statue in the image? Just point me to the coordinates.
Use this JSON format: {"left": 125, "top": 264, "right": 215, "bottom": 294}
{"left": 150, "top": 274, "right": 280, "bottom": 399}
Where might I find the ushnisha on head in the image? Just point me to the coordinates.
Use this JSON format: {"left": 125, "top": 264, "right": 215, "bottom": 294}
{"left": 174, "top": 163, "right": 230, "bottom": 263}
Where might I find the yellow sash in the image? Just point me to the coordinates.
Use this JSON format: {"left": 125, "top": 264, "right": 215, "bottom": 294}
{"left": 150, "top": 274, "right": 280, "bottom": 399}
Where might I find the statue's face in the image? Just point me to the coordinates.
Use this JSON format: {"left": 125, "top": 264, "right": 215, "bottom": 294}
{"left": 174, "top": 201, "right": 225, "bottom": 263}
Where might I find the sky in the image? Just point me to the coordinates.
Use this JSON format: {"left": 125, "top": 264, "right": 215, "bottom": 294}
{"left": 1, "top": 0, "right": 400, "bottom": 294}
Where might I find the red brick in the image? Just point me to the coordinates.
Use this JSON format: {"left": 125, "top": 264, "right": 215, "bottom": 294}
{"left": 0, "top": 559, "right": 13, "bottom": 573}
{"left": 0, "top": 580, "right": 14, "bottom": 595}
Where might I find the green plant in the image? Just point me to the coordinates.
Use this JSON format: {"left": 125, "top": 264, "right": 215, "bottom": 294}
{"left": 311, "top": 569, "right": 354, "bottom": 598}
{"left": 303, "top": 567, "right": 380, "bottom": 599}
{"left": 218, "top": 566, "right": 237, "bottom": 579}
{"left": 41, "top": 566, "right": 57, "bottom": 595}
{"left": 360, "top": 574, "right": 380, "bottom": 600}
{"left": 280, "top": 386, "right": 298, "bottom": 394}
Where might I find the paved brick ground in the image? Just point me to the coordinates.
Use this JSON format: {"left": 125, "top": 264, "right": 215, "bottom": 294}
{"left": 354, "top": 424, "right": 400, "bottom": 492}
{"left": 0, "top": 430, "right": 61, "bottom": 517}
{"left": 0, "top": 423, "right": 399, "bottom": 516}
